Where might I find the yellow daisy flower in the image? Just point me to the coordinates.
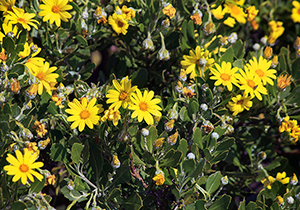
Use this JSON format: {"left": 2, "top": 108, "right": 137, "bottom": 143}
{"left": 211, "top": 4, "right": 225, "bottom": 20}
{"left": 210, "top": 61, "right": 239, "bottom": 91}
{"left": 180, "top": 46, "right": 214, "bottom": 79}
{"left": 236, "top": 68, "right": 267, "bottom": 101}
{"left": 129, "top": 89, "right": 162, "bottom": 125}
{"left": 224, "top": 3, "right": 246, "bottom": 24}
{"left": 38, "top": 0, "right": 73, "bottom": 27}
{"left": 277, "top": 74, "right": 291, "bottom": 90}
{"left": 122, "top": 5, "right": 135, "bottom": 20}
{"left": 108, "top": 13, "right": 129, "bottom": 35}
{"left": 106, "top": 76, "right": 137, "bottom": 110}
{"left": 19, "top": 42, "right": 41, "bottom": 59}
{"left": 31, "top": 62, "right": 59, "bottom": 95}
{"left": 65, "top": 97, "right": 101, "bottom": 132}
{"left": 245, "top": 56, "right": 276, "bottom": 86}
{"left": 5, "top": 8, "right": 39, "bottom": 31}
{"left": 25, "top": 57, "right": 45, "bottom": 75}
{"left": 0, "top": 0, "right": 22, "bottom": 14}
{"left": 0, "top": 22, "right": 18, "bottom": 42}
{"left": 291, "top": 1, "right": 300, "bottom": 23}
{"left": 4, "top": 149, "right": 44, "bottom": 185}
{"left": 227, "top": 94, "right": 252, "bottom": 116}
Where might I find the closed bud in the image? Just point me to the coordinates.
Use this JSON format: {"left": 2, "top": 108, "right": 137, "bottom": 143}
{"left": 257, "top": 151, "right": 267, "bottom": 160}
{"left": 271, "top": 55, "right": 278, "bottom": 68}
{"left": 294, "top": 37, "right": 300, "bottom": 50}
{"left": 142, "top": 32, "right": 155, "bottom": 51}
{"left": 263, "top": 46, "right": 273, "bottom": 59}
{"left": 203, "top": 22, "right": 216, "bottom": 36}
{"left": 228, "top": 32, "right": 238, "bottom": 44}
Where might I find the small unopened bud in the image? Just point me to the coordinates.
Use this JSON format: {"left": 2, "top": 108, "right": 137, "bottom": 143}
{"left": 1, "top": 63, "right": 9, "bottom": 72}
{"left": 221, "top": 176, "right": 228, "bottom": 185}
{"left": 260, "top": 36, "right": 268, "bottom": 45}
{"left": 111, "top": 155, "right": 121, "bottom": 169}
{"left": 187, "top": 153, "right": 195, "bottom": 159}
{"left": 211, "top": 132, "right": 219, "bottom": 140}
{"left": 253, "top": 43, "right": 260, "bottom": 51}
{"left": 141, "top": 128, "right": 149, "bottom": 137}
{"left": 142, "top": 32, "right": 155, "bottom": 51}
{"left": 287, "top": 196, "right": 294, "bottom": 204}
{"left": 257, "top": 151, "right": 267, "bottom": 160}
{"left": 290, "top": 173, "right": 298, "bottom": 185}
{"left": 228, "top": 32, "right": 238, "bottom": 44}
{"left": 203, "top": 22, "right": 216, "bottom": 35}
{"left": 165, "top": 119, "right": 175, "bottom": 131}
{"left": 271, "top": 55, "right": 278, "bottom": 68}
{"left": 7, "top": 32, "right": 14, "bottom": 38}
{"left": 277, "top": 196, "right": 284, "bottom": 205}
{"left": 67, "top": 180, "right": 75, "bottom": 190}
{"left": 200, "top": 103, "right": 208, "bottom": 111}
{"left": 263, "top": 46, "right": 273, "bottom": 59}
{"left": 167, "top": 109, "right": 178, "bottom": 120}
{"left": 82, "top": 10, "right": 89, "bottom": 19}
{"left": 294, "top": 37, "right": 300, "bottom": 50}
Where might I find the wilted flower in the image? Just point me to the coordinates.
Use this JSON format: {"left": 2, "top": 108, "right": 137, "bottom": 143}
{"left": 154, "top": 138, "right": 164, "bottom": 148}
{"left": 38, "top": 138, "right": 50, "bottom": 150}
{"left": 111, "top": 155, "right": 121, "bottom": 169}
{"left": 257, "top": 151, "right": 267, "bottom": 160}
{"left": 142, "top": 32, "right": 155, "bottom": 51}
{"left": 190, "top": 12, "right": 202, "bottom": 25}
{"left": 165, "top": 119, "right": 175, "bottom": 131}
{"left": 203, "top": 22, "right": 216, "bottom": 36}
{"left": 34, "top": 121, "right": 48, "bottom": 138}
{"left": 167, "top": 131, "right": 178, "bottom": 145}
{"left": 271, "top": 55, "right": 278, "bottom": 68}
{"left": 246, "top": 6, "right": 258, "bottom": 21}
{"left": 162, "top": 18, "right": 170, "bottom": 28}
{"left": 277, "top": 74, "right": 291, "bottom": 90}
{"left": 157, "top": 33, "right": 170, "bottom": 61}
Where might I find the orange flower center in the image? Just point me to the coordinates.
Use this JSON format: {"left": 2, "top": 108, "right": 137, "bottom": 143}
{"left": 139, "top": 102, "right": 148, "bottom": 111}
{"left": 237, "top": 99, "right": 244, "bottom": 105}
{"left": 255, "top": 69, "right": 264, "bottom": 77}
{"left": 36, "top": 72, "right": 46, "bottom": 81}
{"left": 119, "top": 91, "right": 128, "bottom": 101}
{"left": 19, "top": 164, "right": 29, "bottom": 173}
{"left": 220, "top": 73, "right": 231, "bottom": 81}
{"left": 247, "top": 80, "right": 256, "bottom": 88}
{"left": 17, "top": 18, "right": 27, "bottom": 24}
{"left": 117, "top": 20, "right": 124, "bottom": 28}
{"left": 80, "top": 110, "right": 90, "bottom": 119}
{"left": 298, "top": 9, "right": 300, "bottom": 15}
{"left": 52, "top": 5, "right": 61, "bottom": 13}
{"left": 231, "top": 5, "right": 241, "bottom": 15}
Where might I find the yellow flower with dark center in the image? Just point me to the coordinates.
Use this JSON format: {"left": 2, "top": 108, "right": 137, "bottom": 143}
{"left": 153, "top": 173, "right": 165, "bottom": 185}
{"left": 4, "top": 149, "right": 44, "bottom": 185}
{"left": 5, "top": 8, "right": 38, "bottom": 31}
{"left": 129, "top": 89, "right": 162, "bottom": 125}
{"left": 227, "top": 94, "right": 252, "bottom": 116}
{"left": 277, "top": 74, "right": 291, "bottom": 90}
{"left": 245, "top": 6, "right": 258, "bottom": 22}
{"left": 154, "top": 138, "right": 164, "bottom": 148}
{"left": 34, "top": 121, "right": 48, "bottom": 138}
{"left": 291, "top": 1, "right": 300, "bottom": 23}
{"left": 38, "top": 0, "right": 73, "bottom": 27}
{"left": 106, "top": 76, "right": 137, "bottom": 111}
{"left": 236, "top": 68, "right": 267, "bottom": 100}
{"left": 181, "top": 46, "right": 214, "bottom": 79}
{"left": 0, "top": 0, "right": 22, "bottom": 14}
{"left": 65, "top": 97, "right": 101, "bottom": 132}
{"left": 31, "top": 62, "right": 59, "bottom": 95}
{"left": 224, "top": 3, "right": 246, "bottom": 24}
{"left": 210, "top": 61, "right": 239, "bottom": 91}
{"left": 245, "top": 56, "right": 276, "bottom": 86}
{"left": 108, "top": 13, "right": 129, "bottom": 35}
{"left": 162, "top": 4, "right": 176, "bottom": 19}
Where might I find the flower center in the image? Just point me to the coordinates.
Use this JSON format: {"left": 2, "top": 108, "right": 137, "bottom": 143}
{"left": 237, "top": 99, "right": 244, "bottom": 105}
{"left": 220, "top": 73, "right": 230, "bottom": 81}
{"left": 298, "top": 9, "right": 300, "bottom": 15}
{"left": 255, "top": 69, "right": 264, "bottom": 77}
{"left": 80, "top": 110, "right": 90, "bottom": 119}
{"left": 139, "top": 102, "right": 148, "bottom": 111}
{"left": 19, "top": 164, "right": 29, "bottom": 173}
{"left": 118, "top": 20, "right": 124, "bottom": 28}
{"left": 119, "top": 91, "right": 128, "bottom": 101}
{"left": 36, "top": 72, "right": 45, "bottom": 81}
{"left": 231, "top": 5, "right": 241, "bottom": 15}
{"left": 247, "top": 80, "right": 256, "bottom": 88}
{"left": 17, "top": 18, "right": 27, "bottom": 24}
{"left": 52, "top": 5, "right": 61, "bottom": 13}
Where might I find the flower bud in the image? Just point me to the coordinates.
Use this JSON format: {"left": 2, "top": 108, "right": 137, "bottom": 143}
{"left": 7, "top": 31, "right": 14, "bottom": 38}
{"left": 294, "top": 37, "right": 300, "bottom": 50}
{"left": 187, "top": 152, "right": 195, "bottom": 159}
{"left": 263, "top": 46, "right": 273, "bottom": 59}
{"left": 200, "top": 103, "right": 208, "bottom": 111}
{"left": 167, "top": 109, "right": 178, "bottom": 120}
{"left": 164, "top": 119, "right": 175, "bottom": 131}
{"left": 111, "top": 155, "right": 121, "bottom": 169}
{"left": 271, "top": 55, "right": 278, "bottom": 68}
{"left": 154, "top": 138, "right": 164, "bottom": 148}
{"left": 253, "top": 43, "right": 260, "bottom": 51}
{"left": 277, "top": 196, "right": 284, "bottom": 205}
{"left": 257, "top": 151, "right": 267, "bottom": 160}
{"left": 142, "top": 32, "right": 155, "bottom": 51}
{"left": 141, "top": 128, "right": 149, "bottom": 137}
{"left": 203, "top": 22, "right": 216, "bottom": 36}
{"left": 221, "top": 176, "right": 228, "bottom": 185}
{"left": 67, "top": 180, "right": 75, "bottom": 190}
{"left": 211, "top": 132, "right": 219, "bottom": 140}
{"left": 228, "top": 32, "right": 238, "bottom": 44}
{"left": 167, "top": 131, "right": 178, "bottom": 145}
{"left": 287, "top": 196, "right": 294, "bottom": 204}
{"left": 290, "top": 173, "right": 298, "bottom": 185}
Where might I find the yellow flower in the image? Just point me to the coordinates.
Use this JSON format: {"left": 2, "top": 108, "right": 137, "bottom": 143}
{"left": 24, "top": 142, "right": 39, "bottom": 155}
{"left": 263, "top": 46, "right": 273, "bottom": 59}
{"left": 237, "top": 67, "right": 267, "bottom": 101}
{"left": 38, "top": 138, "right": 51, "bottom": 150}
{"left": 245, "top": 6, "right": 258, "bottom": 22}
{"left": 276, "top": 196, "right": 284, "bottom": 205}
{"left": 268, "top": 21, "right": 284, "bottom": 45}
{"left": 167, "top": 131, "right": 179, "bottom": 145}
{"left": 10, "top": 78, "right": 21, "bottom": 93}
{"left": 227, "top": 94, "right": 252, "bottom": 116}
{"left": 129, "top": 89, "right": 162, "bottom": 125}
{"left": 276, "top": 172, "right": 290, "bottom": 184}
{"left": 18, "top": 42, "right": 41, "bottom": 59}
{"left": 38, "top": 0, "right": 73, "bottom": 27}
{"left": 5, "top": 8, "right": 39, "bottom": 31}
{"left": 101, "top": 108, "right": 121, "bottom": 126}
{"left": 4, "top": 149, "right": 44, "bottom": 185}
{"left": 261, "top": 176, "right": 275, "bottom": 189}
{"left": 154, "top": 138, "right": 164, "bottom": 148}
{"left": 112, "top": 155, "right": 120, "bottom": 168}
{"left": 108, "top": 13, "right": 129, "bottom": 35}
{"left": 245, "top": 56, "right": 277, "bottom": 86}
{"left": 153, "top": 173, "right": 165, "bottom": 185}
{"left": 51, "top": 95, "right": 64, "bottom": 108}
{"left": 106, "top": 76, "right": 137, "bottom": 111}
{"left": 46, "top": 174, "right": 56, "bottom": 185}
{"left": 122, "top": 5, "right": 135, "bottom": 20}
{"left": 224, "top": 17, "right": 236, "bottom": 27}
{"left": 65, "top": 97, "right": 101, "bottom": 132}
{"left": 27, "top": 83, "right": 38, "bottom": 98}
{"left": 291, "top": 1, "right": 300, "bottom": 23}
{"left": 210, "top": 61, "right": 239, "bottom": 91}
{"left": 34, "top": 121, "right": 48, "bottom": 138}
{"left": 0, "top": 0, "right": 22, "bottom": 14}
{"left": 224, "top": 3, "right": 246, "bottom": 24}
{"left": 0, "top": 48, "right": 7, "bottom": 64}
{"left": 180, "top": 46, "right": 214, "bottom": 79}
{"left": 0, "top": 21, "right": 18, "bottom": 42}
{"left": 211, "top": 5, "right": 225, "bottom": 20}
{"left": 277, "top": 74, "right": 291, "bottom": 90}
{"left": 162, "top": 4, "right": 176, "bottom": 19}
{"left": 25, "top": 57, "right": 45, "bottom": 75}
{"left": 31, "top": 62, "right": 59, "bottom": 95}
{"left": 190, "top": 13, "right": 202, "bottom": 25}
{"left": 290, "top": 173, "right": 298, "bottom": 185}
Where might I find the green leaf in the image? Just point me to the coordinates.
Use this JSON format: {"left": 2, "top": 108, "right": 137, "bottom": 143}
{"left": 50, "top": 143, "right": 67, "bottom": 162}
{"left": 130, "top": 146, "right": 145, "bottom": 165}
{"left": 40, "top": 91, "right": 52, "bottom": 105}
{"left": 89, "top": 143, "right": 103, "bottom": 182}
{"left": 47, "top": 101, "right": 58, "bottom": 115}
{"left": 188, "top": 99, "right": 199, "bottom": 118}
{"left": 233, "top": 40, "right": 245, "bottom": 59}
{"left": 216, "top": 137, "right": 235, "bottom": 151}
{"left": 30, "top": 176, "right": 46, "bottom": 193}
{"left": 209, "top": 194, "right": 231, "bottom": 210}
{"left": 205, "top": 171, "right": 222, "bottom": 195}
{"left": 233, "top": 59, "right": 244, "bottom": 69}
{"left": 220, "top": 47, "right": 234, "bottom": 63}
{"left": 71, "top": 143, "right": 84, "bottom": 164}
{"left": 292, "top": 57, "right": 300, "bottom": 79}
{"left": 193, "top": 127, "right": 203, "bottom": 149}
{"left": 146, "top": 126, "right": 157, "bottom": 153}
{"left": 16, "top": 30, "right": 27, "bottom": 45}
{"left": 122, "top": 192, "right": 143, "bottom": 210}
{"left": 3, "top": 37, "right": 15, "bottom": 53}
{"left": 11, "top": 201, "right": 27, "bottom": 210}
{"left": 210, "top": 150, "right": 228, "bottom": 164}
{"left": 182, "top": 159, "right": 195, "bottom": 174}
{"left": 108, "top": 188, "right": 122, "bottom": 201}
{"left": 179, "top": 106, "right": 191, "bottom": 122}
{"left": 11, "top": 64, "right": 25, "bottom": 76}
{"left": 70, "top": 1, "right": 80, "bottom": 12}
{"left": 238, "top": 199, "right": 246, "bottom": 210}
{"left": 195, "top": 199, "right": 207, "bottom": 210}
{"left": 189, "top": 159, "right": 205, "bottom": 178}
{"left": 131, "top": 68, "right": 148, "bottom": 87}
{"left": 187, "top": 20, "right": 195, "bottom": 40}
{"left": 160, "top": 149, "right": 182, "bottom": 167}
{"left": 74, "top": 176, "right": 88, "bottom": 191}
{"left": 75, "top": 35, "right": 88, "bottom": 46}
{"left": 178, "top": 139, "right": 188, "bottom": 157}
